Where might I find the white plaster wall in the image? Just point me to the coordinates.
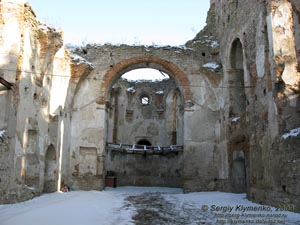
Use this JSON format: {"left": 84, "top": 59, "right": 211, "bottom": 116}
{"left": 0, "top": 1, "right": 23, "bottom": 83}
{"left": 69, "top": 77, "right": 105, "bottom": 189}
{"left": 49, "top": 48, "right": 71, "bottom": 115}
{"left": 256, "top": 5, "right": 266, "bottom": 79}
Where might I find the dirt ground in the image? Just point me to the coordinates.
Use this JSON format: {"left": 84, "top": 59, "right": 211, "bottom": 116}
{"left": 123, "top": 192, "right": 215, "bottom": 225}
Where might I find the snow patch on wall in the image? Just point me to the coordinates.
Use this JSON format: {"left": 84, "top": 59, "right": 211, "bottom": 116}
{"left": 210, "top": 41, "right": 219, "bottom": 48}
{"left": 71, "top": 54, "right": 93, "bottom": 67}
{"left": 191, "top": 36, "right": 219, "bottom": 48}
{"left": 282, "top": 127, "right": 300, "bottom": 139}
{"left": 0, "top": 130, "right": 6, "bottom": 138}
{"left": 127, "top": 87, "right": 136, "bottom": 93}
{"left": 202, "top": 62, "right": 220, "bottom": 71}
{"left": 230, "top": 117, "right": 240, "bottom": 123}
{"left": 155, "top": 90, "right": 164, "bottom": 95}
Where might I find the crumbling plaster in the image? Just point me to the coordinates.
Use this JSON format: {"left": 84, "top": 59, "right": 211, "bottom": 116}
{"left": 205, "top": 0, "right": 300, "bottom": 210}
{"left": 68, "top": 42, "right": 224, "bottom": 190}
{"left": 0, "top": 1, "right": 73, "bottom": 202}
{"left": 0, "top": 0, "right": 299, "bottom": 212}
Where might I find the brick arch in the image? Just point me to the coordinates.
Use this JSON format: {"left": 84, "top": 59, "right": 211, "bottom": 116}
{"left": 97, "top": 56, "right": 193, "bottom": 103}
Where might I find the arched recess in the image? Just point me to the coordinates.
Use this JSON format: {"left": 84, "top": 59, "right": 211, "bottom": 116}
{"left": 104, "top": 65, "right": 185, "bottom": 187}
{"left": 229, "top": 38, "right": 247, "bottom": 118}
{"left": 104, "top": 64, "right": 185, "bottom": 146}
{"left": 137, "top": 139, "right": 152, "bottom": 146}
{"left": 97, "top": 56, "right": 193, "bottom": 104}
{"left": 68, "top": 56, "right": 187, "bottom": 189}
{"left": 165, "top": 88, "right": 183, "bottom": 146}
{"left": 43, "top": 144, "right": 57, "bottom": 193}
{"left": 227, "top": 38, "right": 249, "bottom": 194}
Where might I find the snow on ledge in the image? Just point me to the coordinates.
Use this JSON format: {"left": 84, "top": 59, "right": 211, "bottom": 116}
{"left": 155, "top": 90, "right": 164, "bottom": 95}
{"left": 70, "top": 54, "right": 93, "bottom": 68}
{"left": 121, "top": 68, "right": 170, "bottom": 83}
{"left": 282, "top": 127, "right": 300, "bottom": 139}
{"left": 210, "top": 40, "right": 219, "bottom": 48}
{"left": 230, "top": 117, "right": 240, "bottom": 123}
{"left": 202, "top": 62, "right": 220, "bottom": 71}
{"left": 0, "top": 130, "right": 6, "bottom": 138}
{"left": 127, "top": 87, "right": 136, "bottom": 93}
{"left": 38, "top": 24, "right": 50, "bottom": 32}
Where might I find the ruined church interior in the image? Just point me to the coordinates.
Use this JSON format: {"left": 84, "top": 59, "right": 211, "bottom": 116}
{"left": 0, "top": 0, "right": 300, "bottom": 213}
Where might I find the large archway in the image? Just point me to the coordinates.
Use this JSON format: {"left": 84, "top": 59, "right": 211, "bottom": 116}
{"left": 105, "top": 66, "right": 184, "bottom": 147}
{"left": 103, "top": 57, "right": 186, "bottom": 187}
{"left": 97, "top": 56, "right": 193, "bottom": 104}
{"left": 67, "top": 54, "right": 190, "bottom": 190}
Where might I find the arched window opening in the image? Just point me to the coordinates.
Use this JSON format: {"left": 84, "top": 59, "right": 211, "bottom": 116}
{"left": 140, "top": 93, "right": 151, "bottom": 105}
{"left": 230, "top": 39, "right": 244, "bottom": 70}
{"left": 137, "top": 139, "right": 152, "bottom": 146}
{"left": 107, "top": 65, "right": 183, "bottom": 147}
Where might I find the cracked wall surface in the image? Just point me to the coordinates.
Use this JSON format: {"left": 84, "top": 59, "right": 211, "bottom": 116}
{"left": 0, "top": 1, "right": 72, "bottom": 202}
{"left": 208, "top": 0, "right": 300, "bottom": 211}
{"left": 0, "top": 0, "right": 299, "bottom": 212}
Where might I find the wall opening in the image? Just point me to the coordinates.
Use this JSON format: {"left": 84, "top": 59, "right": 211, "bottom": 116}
{"left": 137, "top": 139, "right": 152, "bottom": 146}
{"left": 231, "top": 156, "right": 247, "bottom": 193}
{"left": 43, "top": 144, "right": 57, "bottom": 193}
{"left": 106, "top": 66, "right": 183, "bottom": 147}
{"left": 104, "top": 59, "right": 185, "bottom": 188}
{"left": 139, "top": 93, "right": 151, "bottom": 105}
{"left": 121, "top": 68, "right": 169, "bottom": 82}
{"left": 98, "top": 56, "right": 193, "bottom": 103}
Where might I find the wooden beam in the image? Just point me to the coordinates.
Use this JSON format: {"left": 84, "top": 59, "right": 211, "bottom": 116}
{"left": 0, "top": 77, "right": 13, "bottom": 89}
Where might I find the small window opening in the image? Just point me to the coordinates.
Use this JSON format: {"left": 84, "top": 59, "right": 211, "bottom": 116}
{"left": 141, "top": 96, "right": 149, "bottom": 105}
{"left": 282, "top": 185, "right": 287, "bottom": 192}
{"left": 140, "top": 94, "right": 151, "bottom": 105}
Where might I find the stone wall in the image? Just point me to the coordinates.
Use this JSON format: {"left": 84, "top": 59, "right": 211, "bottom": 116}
{"left": 69, "top": 43, "right": 225, "bottom": 192}
{"left": 206, "top": 0, "right": 300, "bottom": 211}
{"left": 106, "top": 148, "right": 183, "bottom": 187}
{"left": 0, "top": 0, "right": 299, "bottom": 212}
{"left": 107, "top": 78, "right": 183, "bottom": 146}
{"left": 0, "top": 1, "right": 73, "bottom": 202}
{"left": 103, "top": 77, "right": 184, "bottom": 187}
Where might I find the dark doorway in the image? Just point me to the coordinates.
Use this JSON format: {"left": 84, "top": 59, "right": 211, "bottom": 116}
{"left": 137, "top": 139, "right": 152, "bottom": 146}
{"left": 231, "top": 156, "right": 247, "bottom": 193}
{"left": 43, "top": 145, "right": 57, "bottom": 193}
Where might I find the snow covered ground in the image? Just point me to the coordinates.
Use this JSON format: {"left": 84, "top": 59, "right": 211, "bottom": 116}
{"left": 0, "top": 187, "right": 299, "bottom": 225}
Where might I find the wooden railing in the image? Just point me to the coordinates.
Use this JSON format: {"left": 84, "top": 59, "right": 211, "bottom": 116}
{"left": 106, "top": 142, "right": 183, "bottom": 154}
